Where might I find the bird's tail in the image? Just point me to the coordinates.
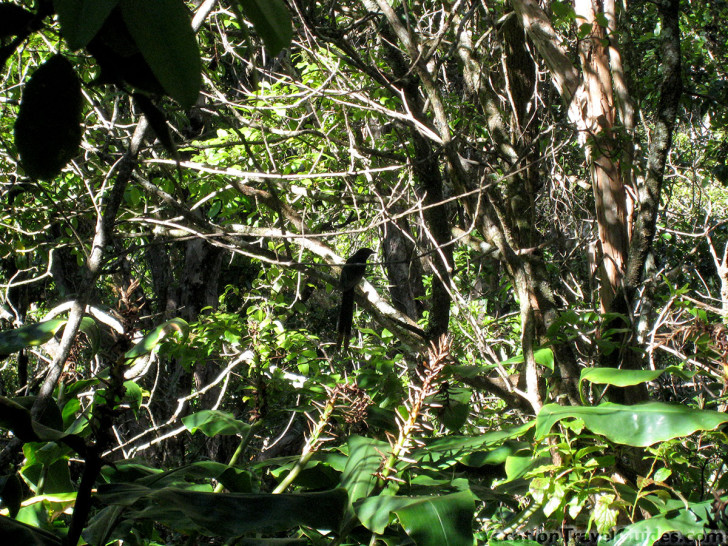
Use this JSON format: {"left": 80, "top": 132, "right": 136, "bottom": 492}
{"left": 336, "top": 289, "right": 355, "bottom": 350}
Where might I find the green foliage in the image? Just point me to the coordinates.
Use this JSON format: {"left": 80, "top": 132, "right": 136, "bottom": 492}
{"left": 535, "top": 402, "right": 728, "bottom": 447}
{"left": 2, "top": 0, "right": 728, "bottom": 544}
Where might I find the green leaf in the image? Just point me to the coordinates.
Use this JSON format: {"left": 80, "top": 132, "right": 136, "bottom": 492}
{"left": 410, "top": 421, "right": 535, "bottom": 470}
{"left": 79, "top": 316, "right": 101, "bottom": 354}
{"left": 591, "top": 493, "right": 618, "bottom": 534}
{"left": 579, "top": 366, "right": 698, "bottom": 404}
{"left": 340, "top": 435, "right": 388, "bottom": 509}
{"left": 125, "top": 317, "right": 189, "bottom": 360}
{"left": 356, "top": 491, "right": 475, "bottom": 545}
{"left": 182, "top": 410, "right": 250, "bottom": 437}
{"left": 535, "top": 402, "right": 728, "bottom": 447}
{"left": 14, "top": 55, "right": 83, "bottom": 180}
{"left": 95, "top": 485, "right": 348, "bottom": 536}
{"left": 550, "top": 1, "right": 574, "bottom": 19}
{"left": 235, "top": 0, "right": 292, "bottom": 57}
{"left": 119, "top": 0, "right": 201, "bottom": 107}
{"left": 123, "top": 380, "right": 143, "bottom": 410}
{"left": 0, "top": 396, "right": 87, "bottom": 456}
{"left": 436, "top": 387, "right": 471, "bottom": 431}
{"left": 0, "top": 319, "right": 66, "bottom": 354}
{"left": 580, "top": 366, "right": 696, "bottom": 388}
{"left": 578, "top": 22, "right": 593, "bottom": 39}
{"left": 54, "top": 0, "right": 118, "bottom": 49}
{"left": 496, "top": 348, "right": 554, "bottom": 371}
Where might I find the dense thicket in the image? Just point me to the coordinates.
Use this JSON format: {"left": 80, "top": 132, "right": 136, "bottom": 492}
{"left": 0, "top": 0, "right": 727, "bottom": 544}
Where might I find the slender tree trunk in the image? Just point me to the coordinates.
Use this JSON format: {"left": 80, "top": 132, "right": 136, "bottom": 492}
{"left": 574, "top": 0, "right": 629, "bottom": 313}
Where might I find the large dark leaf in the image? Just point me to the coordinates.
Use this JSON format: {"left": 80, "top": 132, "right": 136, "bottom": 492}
{"left": 0, "top": 3, "right": 35, "bottom": 39}
{"left": 535, "top": 402, "right": 728, "bottom": 447}
{"left": 356, "top": 491, "right": 475, "bottom": 545}
{"left": 95, "top": 485, "right": 348, "bottom": 536}
{"left": 14, "top": 55, "right": 83, "bottom": 180}
{"left": 235, "top": 0, "right": 292, "bottom": 57}
{"left": 0, "top": 515, "right": 62, "bottom": 545}
{"left": 0, "top": 396, "right": 87, "bottom": 455}
{"left": 54, "top": 0, "right": 118, "bottom": 49}
{"left": 0, "top": 474, "right": 22, "bottom": 518}
{"left": 119, "top": 0, "right": 201, "bottom": 107}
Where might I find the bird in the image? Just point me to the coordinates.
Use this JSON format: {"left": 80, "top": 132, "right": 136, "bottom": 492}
{"left": 336, "top": 248, "right": 375, "bottom": 351}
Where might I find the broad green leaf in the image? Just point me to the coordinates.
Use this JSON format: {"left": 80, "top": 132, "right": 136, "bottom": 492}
{"left": 580, "top": 366, "right": 697, "bottom": 389}
{"left": 83, "top": 504, "right": 128, "bottom": 546}
{"left": 182, "top": 410, "right": 250, "bottom": 437}
{"left": 120, "top": 0, "right": 201, "bottom": 107}
{"left": 459, "top": 442, "right": 527, "bottom": 468}
{"left": 410, "top": 421, "right": 535, "bottom": 470}
{"left": 0, "top": 319, "right": 66, "bottom": 354}
{"left": 550, "top": 1, "right": 574, "bottom": 19}
{"left": 95, "top": 485, "right": 348, "bottom": 536}
{"left": 21, "top": 459, "right": 74, "bottom": 495}
{"left": 14, "top": 55, "right": 83, "bottom": 179}
{"left": 535, "top": 402, "right": 728, "bottom": 447}
{"left": 235, "top": 0, "right": 292, "bottom": 57}
{"left": 125, "top": 317, "right": 188, "bottom": 360}
{"left": 356, "top": 491, "right": 475, "bottom": 545}
{"left": 0, "top": 315, "right": 99, "bottom": 356}
{"left": 119, "top": 461, "right": 253, "bottom": 492}
{"left": 340, "top": 435, "right": 388, "bottom": 509}
{"left": 54, "top": 0, "right": 118, "bottom": 49}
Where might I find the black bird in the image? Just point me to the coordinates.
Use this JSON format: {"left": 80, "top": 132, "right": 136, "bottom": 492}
{"left": 336, "top": 248, "right": 375, "bottom": 351}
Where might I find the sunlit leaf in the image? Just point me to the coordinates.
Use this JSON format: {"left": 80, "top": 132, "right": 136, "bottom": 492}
{"left": 182, "top": 410, "right": 250, "bottom": 437}
{"left": 535, "top": 402, "right": 728, "bottom": 447}
{"left": 124, "top": 318, "right": 188, "bottom": 360}
{"left": 0, "top": 319, "right": 65, "bottom": 355}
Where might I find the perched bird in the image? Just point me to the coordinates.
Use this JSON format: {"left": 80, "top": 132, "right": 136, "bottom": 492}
{"left": 336, "top": 248, "right": 375, "bottom": 351}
